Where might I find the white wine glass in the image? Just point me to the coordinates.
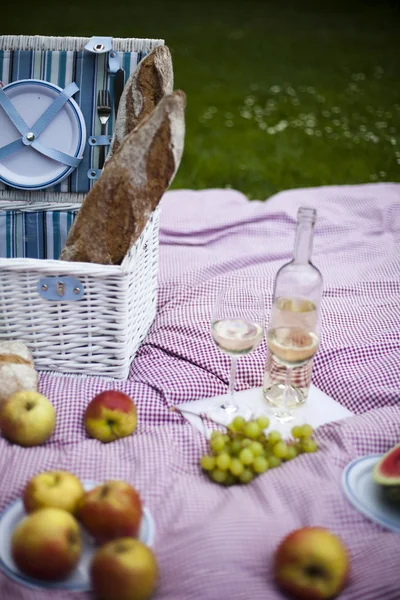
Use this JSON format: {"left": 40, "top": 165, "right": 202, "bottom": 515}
{"left": 210, "top": 285, "right": 264, "bottom": 420}
{"left": 266, "top": 298, "right": 320, "bottom": 422}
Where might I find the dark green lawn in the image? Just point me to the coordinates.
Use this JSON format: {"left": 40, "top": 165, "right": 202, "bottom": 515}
{"left": 3, "top": 0, "right": 400, "bottom": 199}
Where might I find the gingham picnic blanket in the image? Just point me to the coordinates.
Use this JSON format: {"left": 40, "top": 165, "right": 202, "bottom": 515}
{"left": 0, "top": 184, "right": 399, "bottom": 599}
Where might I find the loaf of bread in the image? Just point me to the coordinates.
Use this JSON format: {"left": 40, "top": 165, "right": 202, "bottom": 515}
{"left": 107, "top": 45, "right": 174, "bottom": 161}
{"left": 0, "top": 341, "right": 38, "bottom": 404}
{"left": 60, "top": 90, "right": 186, "bottom": 265}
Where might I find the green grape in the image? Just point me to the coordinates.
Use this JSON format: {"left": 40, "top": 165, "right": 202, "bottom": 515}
{"left": 210, "top": 430, "right": 222, "bottom": 440}
{"left": 263, "top": 447, "right": 273, "bottom": 459}
{"left": 249, "top": 441, "right": 264, "bottom": 457}
{"left": 200, "top": 455, "right": 215, "bottom": 471}
{"left": 268, "top": 456, "right": 282, "bottom": 469}
{"left": 210, "top": 436, "right": 225, "bottom": 454}
{"left": 256, "top": 415, "right": 270, "bottom": 430}
{"left": 291, "top": 425, "right": 303, "bottom": 439}
{"left": 300, "top": 424, "right": 314, "bottom": 438}
{"left": 268, "top": 430, "right": 282, "bottom": 445}
{"left": 285, "top": 445, "right": 299, "bottom": 461}
{"left": 239, "top": 468, "right": 254, "bottom": 484}
{"left": 301, "top": 438, "right": 318, "bottom": 453}
{"left": 273, "top": 441, "right": 289, "bottom": 459}
{"left": 216, "top": 452, "right": 231, "bottom": 471}
{"left": 222, "top": 472, "right": 236, "bottom": 486}
{"left": 210, "top": 468, "right": 228, "bottom": 484}
{"left": 241, "top": 438, "right": 252, "bottom": 448}
{"left": 253, "top": 456, "right": 269, "bottom": 474}
{"left": 230, "top": 439, "right": 242, "bottom": 455}
{"left": 231, "top": 416, "right": 246, "bottom": 431}
{"left": 223, "top": 441, "right": 232, "bottom": 455}
{"left": 239, "top": 448, "right": 254, "bottom": 465}
{"left": 243, "top": 421, "right": 261, "bottom": 439}
{"left": 230, "top": 458, "right": 244, "bottom": 477}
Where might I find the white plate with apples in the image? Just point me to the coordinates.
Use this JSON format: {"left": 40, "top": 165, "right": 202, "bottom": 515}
{"left": 0, "top": 481, "right": 155, "bottom": 592}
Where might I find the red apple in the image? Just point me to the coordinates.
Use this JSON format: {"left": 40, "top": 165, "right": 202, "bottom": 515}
{"left": 23, "top": 470, "right": 85, "bottom": 515}
{"left": 274, "top": 527, "right": 349, "bottom": 600}
{"left": 84, "top": 391, "right": 137, "bottom": 443}
{"left": 11, "top": 507, "right": 82, "bottom": 581}
{"left": 77, "top": 480, "right": 142, "bottom": 543}
{"left": 90, "top": 538, "right": 158, "bottom": 600}
{"left": 0, "top": 390, "right": 56, "bottom": 446}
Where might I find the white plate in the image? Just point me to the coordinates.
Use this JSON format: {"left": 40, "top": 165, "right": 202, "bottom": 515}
{"left": 0, "top": 481, "right": 155, "bottom": 592}
{"left": 0, "top": 79, "right": 86, "bottom": 190}
{"left": 342, "top": 455, "right": 400, "bottom": 534}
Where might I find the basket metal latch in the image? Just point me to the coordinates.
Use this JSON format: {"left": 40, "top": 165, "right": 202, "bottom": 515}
{"left": 37, "top": 277, "right": 85, "bottom": 301}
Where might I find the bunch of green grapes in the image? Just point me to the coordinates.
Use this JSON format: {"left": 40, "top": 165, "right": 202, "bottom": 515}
{"left": 200, "top": 416, "right": 318, "bottom": 486}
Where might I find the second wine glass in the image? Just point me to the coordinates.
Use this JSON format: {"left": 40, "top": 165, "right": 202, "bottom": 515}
{"left": 211, "top": 285, "right": 264, "bottom": 419}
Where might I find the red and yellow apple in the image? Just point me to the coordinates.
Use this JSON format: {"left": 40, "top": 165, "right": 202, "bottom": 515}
{"left": 77, "top": 480, "right": 142, "bottom": 543}
{"left": 23, "top": 470, "right": 85, "bottom": 515}
{"left": 274, "top": 527, "right": 349, "bottom": 600}
{"left": 11, "top": 507, "right": 82, "bottom": 581}
{"left": 0, "top": 390, "right": 56, "bottom": 446}
{"left": 90, "top": 538, "right": 158, "bottom": 600}
{"left": 84, "top": 391, "right": 137, "bottom": 443}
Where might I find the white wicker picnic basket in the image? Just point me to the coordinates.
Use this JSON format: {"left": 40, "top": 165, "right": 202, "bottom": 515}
{"left": 0, "top": 35, "right": 163, "bottom": 379}
{"left": 0, "top": 207, "right": 160, "bottom": 379}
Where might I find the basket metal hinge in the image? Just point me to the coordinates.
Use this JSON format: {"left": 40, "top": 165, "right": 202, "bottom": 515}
{"left": 38, "top": 277, "right": 84, "bottom": 301}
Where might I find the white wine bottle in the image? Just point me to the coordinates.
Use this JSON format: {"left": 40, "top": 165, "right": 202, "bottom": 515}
{"left": 264, "top": 208, "right": 323, "bottom": 412}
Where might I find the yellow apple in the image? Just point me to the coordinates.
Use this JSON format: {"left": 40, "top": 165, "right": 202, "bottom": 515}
{"left": 11, "top": 507, "right": 82, "bottom": 581}
{"left": 84, "top": 390, "right": 137, "bottom": 443}
{"left": 274, "top": 527, "right": 349, "bottom": 600}
{"left": 90, "top": 538, "right": 158, "bottom": 600}
{"left": 0, "top": 390, "right": 56, "bottom": 446}
{"left": 77, "top": 480, "right": 142, "bottom": 544}
{"left": 23, "top": 471, "right": 85, "bottom": 515}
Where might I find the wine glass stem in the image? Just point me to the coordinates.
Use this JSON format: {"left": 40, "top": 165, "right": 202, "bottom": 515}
{"left": 228, "top": 356, "right": 237, "bottom": 401}
{"left": 282, "top": 366, "right": 292, "bottom": 413}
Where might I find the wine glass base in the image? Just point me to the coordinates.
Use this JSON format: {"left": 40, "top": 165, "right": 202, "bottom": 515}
{"left": 208, "top": 400, "right": 253, "bottom": 426}
{"left": 263, "top": 382, "right": 307, "bottom": 425}
{"left": 263, "top": 382, "right": 307, "bottom": 410}
{"left": 274, "top": 410, "right": 295, "bottom": 423}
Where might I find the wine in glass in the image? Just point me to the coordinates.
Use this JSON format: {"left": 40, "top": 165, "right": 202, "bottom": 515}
{"left": 211, "top": 285, "right": 264, "bottom": 419}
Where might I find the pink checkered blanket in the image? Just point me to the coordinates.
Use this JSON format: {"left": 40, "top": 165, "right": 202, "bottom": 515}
{"left": 0, "top": 184, "right": 399, "bottom": 599}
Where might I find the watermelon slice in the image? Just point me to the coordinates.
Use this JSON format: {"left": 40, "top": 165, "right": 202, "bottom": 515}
{"left": 372, "top": 443, "right": 400, "bottom": 506}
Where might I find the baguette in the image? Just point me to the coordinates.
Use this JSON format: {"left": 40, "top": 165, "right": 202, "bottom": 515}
{"left": 107, "top": 45, "right": 173, "bottom": 161}
{"left": 60, "top": 90, "right": 186, "bottom": 265}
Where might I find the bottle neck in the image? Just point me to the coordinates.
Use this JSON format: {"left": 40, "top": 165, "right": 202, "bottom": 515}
{"left": 293, "top": 220, "right": 314, "bottom": 264}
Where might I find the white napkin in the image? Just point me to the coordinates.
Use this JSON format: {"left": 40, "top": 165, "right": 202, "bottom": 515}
{"left": 174, "top": 384, "right": 353, "bottom": 438}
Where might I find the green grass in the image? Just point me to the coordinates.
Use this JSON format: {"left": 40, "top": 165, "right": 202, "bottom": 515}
{"left": 3, "top": 0, "right": 400, "bottom": 198}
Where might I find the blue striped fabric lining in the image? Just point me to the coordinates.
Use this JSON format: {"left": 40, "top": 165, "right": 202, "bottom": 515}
{"left": 0, "top": 209, "right": 77, "bottom": 259}
{"left": 0, "top": 48, "right": 145, "bottom": 194}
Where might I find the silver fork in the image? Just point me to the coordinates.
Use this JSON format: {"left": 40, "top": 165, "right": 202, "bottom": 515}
{"left": 97, "top": 89, "right": 111, "bottom": 169}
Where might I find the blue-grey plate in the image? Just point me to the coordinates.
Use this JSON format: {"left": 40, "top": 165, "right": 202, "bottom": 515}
{"left": 342, "top": 455, "right": 400, "bottom": 534}
{"left": 0, "top": 79, "right": 86, "bottom": 190}
{"left": 0, "top": 481, "right": 155, "bottom": 592}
